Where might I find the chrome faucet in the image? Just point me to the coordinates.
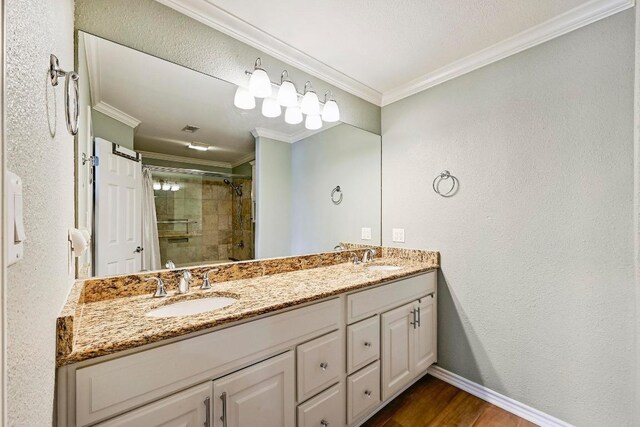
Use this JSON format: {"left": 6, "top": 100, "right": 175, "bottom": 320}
{"left": 201, "top": 269, "right": 220, "bottom": 290}
{"left": 362, "top": 248, "right": 376, "bottom": 263}
{"left": 349, "top": 252, "right": 361, "bottom": 265}
{"left": 177, "top": 270, "right": 193, "bottom": 294}
{"left": 334, "top": 244, "right": 346, "bottom": 251}
{"left": 145, "top": 276, "right": 167, "bottom": 298}
{"left": 165, "top": 260, "right": 176, "bottom": 269}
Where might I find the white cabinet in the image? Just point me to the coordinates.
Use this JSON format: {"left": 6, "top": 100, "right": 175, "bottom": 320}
{"left": 381, "top": 294, "right": 436, "bottom": 401}
{"left": 347, "top": 317, "right": 379, "bottom": 374}
{"left": 297, "top": 331, "right": 342, "bottom": 402}
{"left": 96, "top": 382, "right": 211, "bottom": 427}
{"left": 347, "top": 361, "right": 381, "bottom": 424}
{"left": 212, "top": 352, "right": 295, "bottom": 427}
{"left": 297, "top": 383, "right": 345, "bottom": 427}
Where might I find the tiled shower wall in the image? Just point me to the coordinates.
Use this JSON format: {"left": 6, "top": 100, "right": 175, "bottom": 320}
{"left": 231, "top": 178, "right": 254, "bottom": 260}
{"left": 154, "top": 174, "right": 253, "bottom": 266}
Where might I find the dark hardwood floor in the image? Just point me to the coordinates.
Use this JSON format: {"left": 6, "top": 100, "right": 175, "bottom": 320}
{"left": 363, "top": 375, "right": 538, "bottom": 427}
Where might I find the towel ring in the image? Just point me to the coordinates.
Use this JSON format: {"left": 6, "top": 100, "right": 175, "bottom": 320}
{"left": 331, "top": 186, "right": 343, "bottom": 205}
{"left": 432, "top": 170, "right": 459, "bottom": 197}
{"left": 49, "top": 54, "right": 79, "bottom": 135}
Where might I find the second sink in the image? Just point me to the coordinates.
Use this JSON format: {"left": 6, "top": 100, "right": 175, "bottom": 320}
{"left": 147, "top": 296, "right": 238, "bottom": 318}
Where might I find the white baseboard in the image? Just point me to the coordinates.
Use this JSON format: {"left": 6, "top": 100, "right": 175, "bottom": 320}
{"left": 427, "top": 365, "right": 574, "bottom": 427}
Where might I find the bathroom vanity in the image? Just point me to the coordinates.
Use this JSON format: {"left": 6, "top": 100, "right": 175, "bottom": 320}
{"left": 56, "top": 249, "right": 439, "bottom": 426}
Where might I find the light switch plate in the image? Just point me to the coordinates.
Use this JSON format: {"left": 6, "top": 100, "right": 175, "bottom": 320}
{"left": 361, "top": 227, "right": 372, "bottom": 240}
{"left": 392, "top": 228, "right": 405, "bottom": 243}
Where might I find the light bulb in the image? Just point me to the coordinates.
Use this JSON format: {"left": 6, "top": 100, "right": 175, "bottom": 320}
{"left": 277, "top": 71, "right": 298, "bottom": 107}
{"left": 262, "top": 97, "right": 281, "bottom": 118}
{"left": 249, "top": 58, "right": 272, "bottom": 98}
{"left": 321, "top": 99, "right": 340, "bottom": 122}
{"left": 305, "top": 114, "right": 322, "bottom": 130}
{"left": 161, "top": 182, "right": 171, "bottom": 191}
{"left": 234, "top": 86, "right": 255, "bottom": 110}
{"left": 170, "top": 183, "right": 180, "bottom": 191}
{"left": 153, "top": 182, "right": 161, "bottom": 190}
{"left": 301, "top": 82, "right": 320, "bottom": 115}
{"left": 285, "top": 106, "right": 303, "bottom": 125}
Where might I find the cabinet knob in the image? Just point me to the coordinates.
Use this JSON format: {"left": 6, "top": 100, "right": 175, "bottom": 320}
{"left": 320, "top": 419, "right": 329, "bottom": 427}
{"left": 320, "top": 362, "right": 329, "bottom": 371}
{"left": 364, "top": 390, "right": 372, "bottom": 398}
{"left": 363, "top": 341, "right": 372, "bottom": 347}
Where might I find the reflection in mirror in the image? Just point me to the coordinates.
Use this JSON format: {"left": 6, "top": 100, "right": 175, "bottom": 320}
{"left": 76, "top": 32, "right": 381, "bottom": 278}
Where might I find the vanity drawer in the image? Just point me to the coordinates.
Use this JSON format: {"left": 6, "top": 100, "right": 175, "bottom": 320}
{"left": 297, "top": 383, "right": 345, "bottom": 427}
{"left": 347, "top": 316, "right": 379, "bottom": 374}
{"left": 347, "top": 361, "right": 381, "bottom": 424}
{"left": 297, "top": 330, "right": 342, "bottom": 402}
{"left": 347, "top": 272, "right": 435, "bottom": 323}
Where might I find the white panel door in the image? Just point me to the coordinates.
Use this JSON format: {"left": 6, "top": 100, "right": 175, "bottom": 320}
{"left": 414, "top": 295, "right": 437, "bottom": 373}
{"left": 213, "top": 352, "right": 295, "bottom": 427}
{"left": 94, "top": 137, "right": 142, "bottom": 276}
{"left": 381, "top": 301, "right": 414, "bottom": 401}
{"left": 96, "top": 382, "right": 211, "bottom": 427}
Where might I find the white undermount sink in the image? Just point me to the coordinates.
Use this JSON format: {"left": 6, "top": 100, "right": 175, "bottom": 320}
{"left": 366, "top": 265, "right": 402, "bottom": 272}
{"left": 146, "top": 297, "right": 238, "bottom": 318}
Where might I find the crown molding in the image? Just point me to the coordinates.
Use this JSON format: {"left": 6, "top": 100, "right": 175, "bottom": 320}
{"left": 93, "top": 101, "right": 142, "bottom": 129}
{"left": 155, "top": 0, "right": 382, "bottom": 105}
{"left": 382, "top": 0, "right": 635, "bottom": 106}
{"left": 81, "top": 32, "right": 101, "bottom": 108}
{"left": 289, "top": 122, "right": 340, "bottom": 143}
{"left": 231, "top": 152, "right": 256, "bottom": 168}
{"left": 138, "top": 150, "right": 232, "bottom": 169}
{"left": 251, "top": 123, "right": 340, "bottom": 144}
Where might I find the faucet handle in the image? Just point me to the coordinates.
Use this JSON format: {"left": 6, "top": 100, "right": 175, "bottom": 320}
{"left": 145, "top": 276, "right": 167, "bottom": 298}
{"left": 349, "top": 252, "right": 361, "bottom": 265}
{"left": 201, "top": 269, "right": 220, "bottom": 290}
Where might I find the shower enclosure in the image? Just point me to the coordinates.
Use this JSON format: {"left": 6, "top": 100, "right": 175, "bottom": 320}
{"left": 149, "top": 166, "right": 253, "bottom": 267}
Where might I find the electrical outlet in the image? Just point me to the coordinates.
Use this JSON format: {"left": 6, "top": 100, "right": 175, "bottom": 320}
{"left": 361, "top": 227, "right": 372, "bottom": 240}
{"left": 392, "top": 228, "right": 405, "bottom": 243}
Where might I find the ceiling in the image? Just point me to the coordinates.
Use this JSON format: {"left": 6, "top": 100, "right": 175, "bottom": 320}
{"left": 158, "top": 0, "right": 632, "bottom": 105}
{"left": 83, "top": 33, "right": 336, "bottom": 166}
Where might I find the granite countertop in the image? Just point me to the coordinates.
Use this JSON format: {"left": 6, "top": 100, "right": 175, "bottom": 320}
{"left": 57, "top": 247, "right": 439, "bottom": 367}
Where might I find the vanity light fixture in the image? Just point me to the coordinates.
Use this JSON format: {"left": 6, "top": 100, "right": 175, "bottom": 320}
{"left": 249, "top": 58, "right": 272, "bottom": 98}
{"left": 277, "top": 70, "right": 298, "bottom": 107}
{"left": 301, "top": 81, "right": 320, "bottom": 115}
{"left": 262, "top": 97, "right": 282, "bottom": 118}
{"left": 170, "top": 183, "right": 180, "bottom": 192}
{"left": 233, "top": 86, "right": 255, "bottom": 110}
{"left": 321, "top": 91, "right": 340, "bottom": 123}
{"left": 285, "top": 106, "right": 303, "bottom": 125}
{"left": 187, "top": 141, "right": 210, "bottom": 151}
{"left": 161, "top": 182, "right": 171, "bottom": 191}
{"left": 305, "top": 114, "right": 322, "bottom": 130}
{"left": 153, "top": 182, "right": 161, "bottom": 191}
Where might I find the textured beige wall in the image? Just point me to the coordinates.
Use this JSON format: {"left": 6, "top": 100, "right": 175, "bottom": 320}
{"left": 75, "top": 0, "right": 381, "bottom": 134}
{"left": 382, "top": 10, "right": 635, "bottom": 426}
{"left": 6, "top": 0, "right": 75, "bottom": 425}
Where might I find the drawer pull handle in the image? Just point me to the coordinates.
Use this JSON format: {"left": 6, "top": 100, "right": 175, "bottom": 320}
{"left": 320, "top": 362, "right": 329, "bottom": 371}
{"left": 363, "top": 341, "right": 372, "bottom": 347}
{"left": 320, "top": 419, "right": 330, "bottom": 426}
{"left": 203, "top": 397, "right": 211, "bottom": 427}
{"left": 220, "top": 392, "right": 228, "bottom": 427}
{"left": 416, "top": 306, "right": 421, "bottom": 327}
{"left": 410, "top": 308, "right": 417, "bottom": 329}
{"left": 364, "top": 390, "right": 372, "bottom": 398}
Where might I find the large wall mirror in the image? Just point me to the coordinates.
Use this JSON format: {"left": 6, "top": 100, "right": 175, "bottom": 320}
{"left": 76, "top": 32, "right": 381, "bottom": 278}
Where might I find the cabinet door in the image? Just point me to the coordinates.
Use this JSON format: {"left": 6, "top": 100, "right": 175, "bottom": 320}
{"left": 213, "top": 352, "right": 295, "bottom": 427}
{"left": 414, "top": 295, "right": 437, "bottom": 373}
{"left": 381, "top": 302, "right": 415, "bottom": 401}
{"left": 96, "top": 382, "right": 211, "bottom": 427}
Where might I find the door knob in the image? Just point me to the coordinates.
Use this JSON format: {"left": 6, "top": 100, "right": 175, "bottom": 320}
{"left": 134, "top": 246, "right": 144, "bottom": 253}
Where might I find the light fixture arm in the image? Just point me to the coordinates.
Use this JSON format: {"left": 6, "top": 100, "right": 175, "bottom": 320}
{"left": 304, "top": 81, "right": 314, "bottom": 94}
{"left": 281, "top": 70, "right": 291, "bottom": 84}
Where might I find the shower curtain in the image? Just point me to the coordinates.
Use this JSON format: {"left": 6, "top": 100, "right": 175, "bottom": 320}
{"left": 142, "top": 167, "right": 161, "bottom": 271}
